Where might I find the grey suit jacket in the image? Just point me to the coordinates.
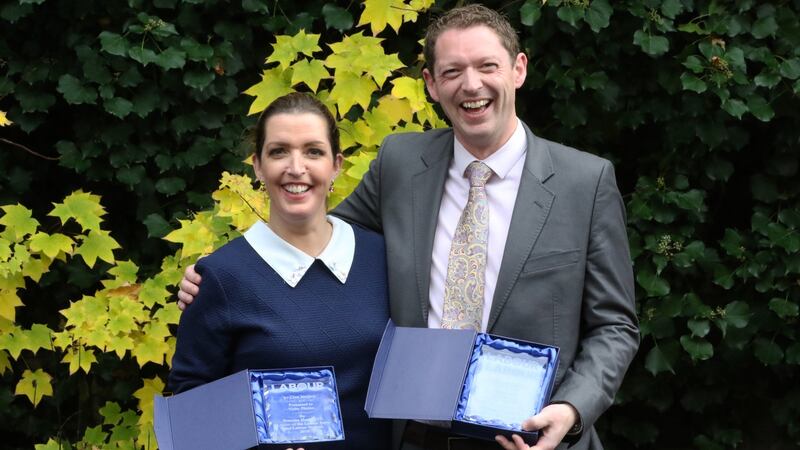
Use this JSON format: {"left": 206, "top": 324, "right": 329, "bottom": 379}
{"left": 332, "top": 122, "right": 639, "bottom": 449}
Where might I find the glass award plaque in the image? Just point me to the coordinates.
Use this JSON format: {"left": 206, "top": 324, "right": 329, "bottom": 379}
{"left": 455, "top": 335, "right": 558, "bottom": 431}
{"left": 251, "top": 368, "right": 344, "bottom": 444}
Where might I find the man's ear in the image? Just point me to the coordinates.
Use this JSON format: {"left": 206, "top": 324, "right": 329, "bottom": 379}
{"left": 422, "top": 68, "right": 440, "bottom": 102}
{"left": 513, "top": 53, "right": 528, "bottom": 89}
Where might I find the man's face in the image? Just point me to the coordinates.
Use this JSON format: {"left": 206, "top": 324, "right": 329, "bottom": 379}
{"left": 423, "top": 25, "right": 527, "bottom": 159}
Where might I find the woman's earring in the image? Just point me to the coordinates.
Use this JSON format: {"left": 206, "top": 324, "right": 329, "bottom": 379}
{"left": 258, "top": 180, "right": 267, "bottom": 194}
{"left": 329, "top": 180, "right": 335, "bottom": 193}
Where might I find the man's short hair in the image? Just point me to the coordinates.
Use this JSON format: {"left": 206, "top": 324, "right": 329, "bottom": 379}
{"left": 423, "top": 4, "right": 521, "bottom": 75}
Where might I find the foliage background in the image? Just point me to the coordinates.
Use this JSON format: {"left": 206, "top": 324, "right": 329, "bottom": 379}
{"left": 1, "top": 0, "right": 798, "bottom": 449}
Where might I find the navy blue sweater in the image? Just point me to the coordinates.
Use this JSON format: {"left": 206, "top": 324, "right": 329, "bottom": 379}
{"left": 168, "top": 225, "right": 391, "bottom": 450}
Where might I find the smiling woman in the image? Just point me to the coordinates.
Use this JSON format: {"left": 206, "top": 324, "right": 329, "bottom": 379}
{"left": 167, "top": 92, "right": 392, "bottom": 450}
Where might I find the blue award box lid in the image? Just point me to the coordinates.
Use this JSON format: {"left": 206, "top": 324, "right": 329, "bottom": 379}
{"left": 365, "top": 320, "right": 476, "bottom": 421}
{"left": 155, "top": 366, "right": 344, "bottom": 450}
{"left": 365, "top": 320, "right": 559, "bottom": 445}
{"left": 154, "top": 370, "right": 258, "bottom": 450}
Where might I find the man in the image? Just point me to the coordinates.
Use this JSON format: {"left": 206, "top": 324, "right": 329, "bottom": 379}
{"left": 178, "top": 5, "right": 638, "bottom": 450}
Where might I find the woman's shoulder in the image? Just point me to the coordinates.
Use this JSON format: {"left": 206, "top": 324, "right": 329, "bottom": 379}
{"left": 346, "top": 221, "right": 384, "bottom": 245}
{"left": 195, "top": 236, "right": 251, "bottom": 272}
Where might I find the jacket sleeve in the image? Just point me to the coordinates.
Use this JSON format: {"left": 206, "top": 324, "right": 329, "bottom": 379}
{"left": 167, "top": 261, "right": 233, "bottom": 394}
{"left": 549, "top": 161, "right": 640, "bottom": 432}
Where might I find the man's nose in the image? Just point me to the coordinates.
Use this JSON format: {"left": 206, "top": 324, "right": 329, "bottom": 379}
{"left": 461, "top": 68, "right": 482, "bottom": 92}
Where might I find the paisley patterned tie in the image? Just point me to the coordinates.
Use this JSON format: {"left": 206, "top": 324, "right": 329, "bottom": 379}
{"left": 441, "top": 161, "right": 493, "bottom": 331}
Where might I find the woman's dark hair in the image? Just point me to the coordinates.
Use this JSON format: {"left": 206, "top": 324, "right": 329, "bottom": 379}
{"left": 253, "top": 92, "right": 341, "bottom": 159}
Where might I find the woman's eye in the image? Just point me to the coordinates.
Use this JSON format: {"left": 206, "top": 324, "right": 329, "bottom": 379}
{"left": 308, "top": 148, "right": 325, "bottom": 156}
{"left": 268, "top": 148, "right": 286, "bottom": 157}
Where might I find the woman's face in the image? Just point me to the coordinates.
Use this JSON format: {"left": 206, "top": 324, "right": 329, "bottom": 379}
{"left": 253, "top": 112, "right": 343, "bottom": 229}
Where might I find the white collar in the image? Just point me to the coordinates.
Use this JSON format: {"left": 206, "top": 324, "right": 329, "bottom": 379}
{"left": 453, "top": 118, "right": 527, "bottom": 179}
{"left": 243, "top": 216, "right": 355, "bottom": 287}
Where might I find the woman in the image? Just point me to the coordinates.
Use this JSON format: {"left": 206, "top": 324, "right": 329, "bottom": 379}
{"left": 167, "top": 92, "right": 391, "bottom": 450}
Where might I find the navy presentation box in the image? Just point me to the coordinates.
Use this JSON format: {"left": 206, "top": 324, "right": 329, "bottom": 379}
{"left": 365, "top": 320, "right": 559, "bottom": 444}
{"left": 154, "top": 367, "right": 343, "bottom": 450}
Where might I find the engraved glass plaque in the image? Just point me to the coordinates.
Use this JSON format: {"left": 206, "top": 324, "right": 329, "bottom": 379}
{"left": 455, "top": 336, "right": 557, "bottom": 431}
{"left": 251, "top": 368, "right": 344, "bottom": 444}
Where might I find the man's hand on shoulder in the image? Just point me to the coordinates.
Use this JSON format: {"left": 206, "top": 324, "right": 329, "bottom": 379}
{"left": 495, "top": 403, "right": 579, "bottom": 450}
{"left": 176, "top": 264, "right": 201, "bottom": 310}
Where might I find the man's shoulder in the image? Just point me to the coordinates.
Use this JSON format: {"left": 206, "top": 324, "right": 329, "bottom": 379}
{"left": 380, "top": 128, "right": 453, "bottom": 153}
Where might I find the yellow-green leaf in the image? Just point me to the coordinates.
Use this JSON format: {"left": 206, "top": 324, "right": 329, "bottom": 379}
{"left": 134, "top": 376, "right": 165, "bottom": 427}
{"left": 61, "top": 346, "right": 97, "bottom": 375}
{"left": 359, "top": 0, "right": 408, "bottom": 35}
{"left": 0, "top": 204, "right": 40, "bottom": 242}
{"left": 34, "top": 439, "right": 68, "bottom": 450}
{"left": 15, "top": 368, "right": 53, "bottom": 407}
{"left": 75, "top": 229, "right": 120, "bottom": 268}
{"left": 265, "top": 35, "right": 297, "bottom": 69}
{"left": 0, "top": 350, "right": 11, "bottom": 375}
{"left": 28, "top": 232, "right": 74, "bottom": 258}
{"left": 0, "top": 110, "right": 12, "bottom": 127}
{"left": 25, "top": 324, "right": 53, "bottom": 353}
{"left": 292, "top": 30, "right": 322, "bottom": 57}
{"left": 290, "top": 58, "right": 330, "bottom": 92}
{"left": 102, "top": 259, "right": 139, "bottom": 288}
{"left": 22, "top": 255, "right": 52, "bottom": 282}
{"left": 49, "top": 190, "right": 106, "bottom": 232}
{"left": 132, "top": 333, "right": 169, "bottom": 366}
{"left": 164, "top": 218, "right": 216, "bottom": 257}
{"left": 244, "top": 67, "right": 294, "bottom": 115}
{"left": 329, "top": 71, "right": 376, "bottom": 115}
{"left": 153, "top": 304, "right": 182, "bottom": 326}
{"left": 377, "top": 94, "right": 414, "bottom": 124}
{"left": 106, "top": 333, "right": 135, "bottom": 359}
{"left": 0, "top": 237, "right": 11, "bottom": 262}
{"left": 0, "top": 289, "right": 23, "bottom": 322}
{"left": 391, "top": 76, "right": 428, "bottom": 112}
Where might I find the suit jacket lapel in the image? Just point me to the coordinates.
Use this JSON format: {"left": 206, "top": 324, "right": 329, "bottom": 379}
{"left": 487, "top": 124, "right": 555, "bottom": 331}
{"left": 412, "top": 132, "right": 453, "bottom": 323}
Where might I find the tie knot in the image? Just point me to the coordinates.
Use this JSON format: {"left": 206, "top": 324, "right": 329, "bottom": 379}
{"left": 465, "top": 161, "right": 492, "bottom": 187}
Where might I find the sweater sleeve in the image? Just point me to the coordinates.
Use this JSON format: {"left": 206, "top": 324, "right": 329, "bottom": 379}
{"left": 167, "top": 261, "right": 233, "bottom": 394}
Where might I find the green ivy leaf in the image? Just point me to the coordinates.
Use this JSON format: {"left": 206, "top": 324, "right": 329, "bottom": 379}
{"left": 0, "top": 3, "right": 33, "bottom": 23}
{"left": 557, "top": 5, "right": 584, "bottom": 27}
{"left": 183, "top": 71, "right": 215, "bottom": 90}
{"left": 645, "top": 342, "right": 677, "bottom": 375}
{"left": 242, "top": 0, "right": 269, "bottom": 13}
{"left": 779, "top": 58, "right": 800, "bottom": 80}
{"left": 778, "top": 209, "right": 800, "bottom": 228}
{"left": 661, "top": 0, "right": 683, "bottom": 18}
{"left": 747, "top": 95, "right": 774, "bottom": 122}
{"left": 680, "top": 73, "right": 707, "bottom": 93}
{"left": 682, "top": 55, "right": 705, "bottom": 73}
{"left": 768, "top": 298, "right": 799, "bottom": 319}
{"left": 753, "top": 338, "right": 783, "bottom": 365}
{"left": 584, "top": 0, "right": 612, "bottom": 32}
{"left": 680, "top": 335, "right": 713, "bottom": 360}
{"left": 132, "top": 85, "right": 160, "bottom": 118}
{"left": 754, "top": 69, "right": 781, "bottom": 88}
{"left": 634, "top": 30, "right": 669, "bottom": 56}
{"left": 705, "top": 157, "right": 734, "bottom": 182}
{"left": 721, "top": 98, "right": 747, "bottom": 119}
{"left": 751, "top": 16, "right": 777, "bottom": 39}
{"left": 322, "top": 3, "right": 353, "bottom": 31}
{"left": 143, "top": 213, "right": 171, "bottom": 238}
{"left": 128, "top": 47, "right": 158, "bottom": 66}
{"left": 687, "top": 319, "right": 710, "bottom": 338}
{"left": 57, "top": 75, "right": 97, "bottom": 105}
{"left": 154, "top": 47, "right": 186, "bottom": 70}
{"left": 520, "top": 0, "right": 542, "bottom": 26}
{"left": 104, "top": 97, "right": 133, "bottom": 118}
{"left": 99, "top": 31, "right": 129, "bottom": 57}
{"left": 155, "top": 177, "right": 187, "bottom": 195}
{"left": 116, "top": 165, "right": 146, "bottom": 186}
{"left": 180, "top": 38, "right": 214, "bottom": 62}
{"left": 724, "top": 301, "right": 750, "bottom": 329}
{"left": 637, "top": 268, "right": 671, "bottom": 297}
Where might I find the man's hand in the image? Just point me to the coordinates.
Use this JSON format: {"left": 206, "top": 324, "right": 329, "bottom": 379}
{"left": 176, "top": 264, "right": 201, "bottom": 310}
{"left": 495, "top": 403, "right": 578, "bottom": 450}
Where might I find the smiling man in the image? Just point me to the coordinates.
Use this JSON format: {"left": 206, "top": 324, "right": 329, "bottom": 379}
{"left": 178, "top": 5, "right": 638, "bottom": 450}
